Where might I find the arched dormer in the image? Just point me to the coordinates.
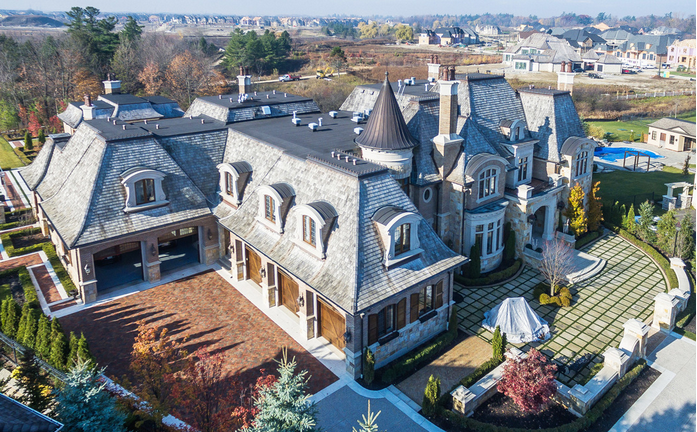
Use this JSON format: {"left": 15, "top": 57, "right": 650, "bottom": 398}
{"left": 256, "top": 183, "right": 295, "bottom": 233}
{"left": 464, "top": 153, "right": 509, "bottom": 205}
{"left": 372, "top": 206, "right": 423, "bottom": 268}
{"left": 561, "top": 137, "right": 596, "bottom": 180}
{"left": 293, "top": 202, "right": 338, "bottom": 259}
{"left": 499, "top": 119, "right": 527, "bottom": 142}
{"left": 120, "top": 167, "right": 168, "bottom": 213}
{"left": 217, "top": 161, "right": 252, "bottom": 206}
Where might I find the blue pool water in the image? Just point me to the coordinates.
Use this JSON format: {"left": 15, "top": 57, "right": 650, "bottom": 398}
{"left": 594, "top": 147, "right": 663, "bottom": 162}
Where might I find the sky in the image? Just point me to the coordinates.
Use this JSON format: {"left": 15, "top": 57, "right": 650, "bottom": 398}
{"left": 11, "top": 0, "right": 697, "bottom": 18}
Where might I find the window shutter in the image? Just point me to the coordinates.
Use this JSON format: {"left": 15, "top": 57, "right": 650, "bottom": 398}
{"left": 435, "top": 281, "right": 444, "bottom": 309}
{"left": 368, "top": 314, "right": 378, "bottom": 345}
{"left": 396, "top": 298, "right": 406, "bottom": 330}
{"left": 410, "top": 293, "right": 419, "bottom": 323}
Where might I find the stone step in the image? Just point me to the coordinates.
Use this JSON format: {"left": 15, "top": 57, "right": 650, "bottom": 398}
{"left": 568, "top": 254, "right": 607, "bottom": 284}
{"left": 387, "top": 385, "right": 422, "bottom": 411}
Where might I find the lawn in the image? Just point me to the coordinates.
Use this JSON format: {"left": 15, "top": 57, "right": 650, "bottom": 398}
{"left": 670, "top": 71, "right": 696, "bottom": 78}
{"left": 0, "top": 136, "right": 25, "bottom": 169}
{"left": 594, "top": 167, "right": 692, "bottom": 209}
{"left": 587, "top": 111, "right": 696, "bottom": 142}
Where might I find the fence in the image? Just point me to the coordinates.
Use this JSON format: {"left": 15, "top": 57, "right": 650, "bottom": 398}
{"left": 616, "top": 90, "right": 695, "bottom": 100}
{"left": 0, "top": 330, "right": 67, "bottom": 382}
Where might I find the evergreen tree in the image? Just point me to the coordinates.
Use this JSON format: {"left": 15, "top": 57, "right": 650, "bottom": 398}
{"left": 54, "top": 359, "right": 127, "bottom": 432}
{"left": 1, "top": 298, "right": 20, "bottom": 338}
{"left": 421, "top": 375, "right": 441, "bottom": 417}
{"left": 248, "top": 348, "right": 318, "bottom": 432}
{"left": 352, "top": 401, "right": 381, "bottom": 432}
{"left": 503, "top": 222, "right": 516, "bottom": 265}
{"left": 14, "top": 350, "right": 53, "bottom": 413}
{"left": 624, "top": 204, "right": 636, "bottom": 234}
{"left": 564, "top": 183, "right": 587, "bottom": 237}
{"left": 24, "top": 131, "right": 33, "bottom": 151}
{"left": 15, "top": 302, "right": 32, "bottom": 344}
{"left": 120, "top": 16, "right": 143, "bottom": 43}
{"left": 77, "top": 333, "right": 94, "bottom": 365}
{"left": 492, "top": 325, "right": 504, "bottom": 361}
{"left": 21, "top": 308, "right": 39, "bottom": 350}
{"left": 37, "top": 129, "right": 45, "bottom": 145}
{"left": 677, "top": 213, "right": 695, "bottom": 261}
{"left": 68, "top": 332, "right": 79, "bottom": 367}
{"left": 637, "top": 201, "right": 656, "bottom": 243}
{"left": 49, "top": 322, "right": 68, "bottom": 370}
{"left": 35, "top": 315, "right": 51, "bottom": 360}
{"left": 469, "top": 241, "right": 481, "bottom": 279}
{"left": 0, "top": 298, "right": 7, "bottom": 330}
{"left": 587, "top": 181, "right": 603, "bottom": 232}
{"left": 501, "top": 332, "right": 507, "bottom": 356}
{"left": 363, "top": 347, "right": 375, "bottom": 385}
{"left": 682, "top": 154, "right": 691, "bottom": 176}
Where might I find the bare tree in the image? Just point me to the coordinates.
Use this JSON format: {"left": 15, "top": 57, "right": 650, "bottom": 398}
{"left": 539, "top": 241, "right": 575, "bottom": 296}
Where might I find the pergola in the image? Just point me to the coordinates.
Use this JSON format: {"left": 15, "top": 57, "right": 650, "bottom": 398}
{"left": 622, "top": 149, "right": 651, "bottom": 171}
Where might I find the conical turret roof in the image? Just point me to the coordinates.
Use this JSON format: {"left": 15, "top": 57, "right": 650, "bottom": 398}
{"left": 355, "top": 72, "right": 419, "bottom": 151}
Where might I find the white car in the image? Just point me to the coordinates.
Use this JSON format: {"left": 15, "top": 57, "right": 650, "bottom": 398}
{"left": 643, "top": 64, "right": 657, "bottom": 70}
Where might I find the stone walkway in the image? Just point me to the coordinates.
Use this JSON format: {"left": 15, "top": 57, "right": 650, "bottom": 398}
{"left": 396, "top": 333, "right": 492, "bottom": 406}
{"left": 456, "top": 234, "right": 667, "bottom": 386}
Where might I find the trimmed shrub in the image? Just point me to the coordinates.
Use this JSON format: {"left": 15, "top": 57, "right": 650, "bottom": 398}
{"left": 363, "top": 347, "right": 375, "bottom": 385}
{"left": 1, "top": 227, "right": 47, "bottom": 257}
{"left": 42, "top": 243, "right": 77, "bottom": 295}
{"left": 469, "top": 242, "right": 481, "bottom": 279}
{"left": 455, "top": 259, "right": 522, "bottom": 287}
{"left": 558, "top": 287, "right": 572, "bottom": 300}
{"left": 422, "top": 375, "right": 441, "bottom": 417}
{"left": 49, "top": 319, "right": 68, "bottom": 370}
{"left": 560, "top": 295, "right": 572, "bottom": 307}
{"left": 575, "top": 231, "right": 600, "bottom": 250}
{"left": 37, "top": 129, "right": 45, "bottom": 145}
{"left": 1, "top": 298, "right": 20, "bottom": 337}
{"left": 492, "top": 325, "right": 504, "bottom": 361}
{"left": 35, "top": 315, "right": 51, "bottom": 359}
{"left": 24, "top": 131, "right": 33, "bottom": 151}
{"left": 539, "top": 293, "right": 552, "bottom": 305}
{"left": 503, "top": 222, "right": 516, "bottom": 265}
{"left": 459, "top": 357, "right": 503, "bottom": 389}
{"left": 68, "top": 331, "right": 79, "bottom": 367}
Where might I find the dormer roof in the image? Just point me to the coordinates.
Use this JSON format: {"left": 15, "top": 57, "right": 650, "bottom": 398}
{"left": 355, "top": 73, "right": 419, "bottom": 151}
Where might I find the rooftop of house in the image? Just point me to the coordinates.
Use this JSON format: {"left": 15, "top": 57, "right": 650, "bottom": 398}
{"left": 648, "top": 118, "right": 696, "bottom": 137}
{"left": 184, "top": 91, "right": 320, "bottom": 123}
{"left": 0, "top": 393, "right": 63, "bottom": 432}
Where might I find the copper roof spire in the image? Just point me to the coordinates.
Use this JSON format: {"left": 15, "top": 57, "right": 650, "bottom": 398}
{"left": 355, "top": 72, "right": 419, "bottom": 151}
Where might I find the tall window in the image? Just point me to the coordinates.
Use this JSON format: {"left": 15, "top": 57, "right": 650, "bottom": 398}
{"left": 377, "top": 305, "right": 395, "bottom": 339}
{"left": 419, "top": 285, "right": 433, "bottom": 315}
{"left": 264, "top": 195, "right": 276, "bottom": 222}
{"left": 486, "top": 222, "right": 495, "bottom": 255}
{"left": 475, "top": 224, "right": 484, "bottom": 249}
{"left": 368, "top": 299, "right": 406, "bottom": 345}
{"left": 394, "top": 223, "right": 411, "bottom": 255}
{"left": 575, "top": 151, "right": 588, "bottom": 177}
{"left": 135, "top": 179, "right": 155, "bottom": 205}
{"left": 517, "top": 157, "right": 528, "bottom": 182}
{"left": 224, "top": 172, "right": 234, "bottom": 196}
{"left": 478, "top": 168, "right": 498, "bottom": 199}
{"left": 497, "top": 220, "right": 503, "bottom": 249}
{"left": 302, "top": 215, "right": 316, "bottom": 246}
{"left": 410, "top": 282, "right": 444, "bottom": 323}
{"left": 651, "top": 131, "right": 657, "bottom": 140}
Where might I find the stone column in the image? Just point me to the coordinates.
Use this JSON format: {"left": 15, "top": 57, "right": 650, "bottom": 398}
{"left": 603, "top": 347, "right": 630, "bottom": 378}
{"left": 622, "top": 319, "right": 651, "bottom": 358}
{"left": 344, "top": 313, "right": 362, "bottom": 379}
{"left": 76, "top": 249, "right": 97, "bottom": 304}
{"left": 143, "top": 236, "right": 161, "bottom": 283}
{"left": 652, "top": 292, "right": 679, "bottom": 330}
{"left": 201, "top": 221, "right": 220, "bottom": 265}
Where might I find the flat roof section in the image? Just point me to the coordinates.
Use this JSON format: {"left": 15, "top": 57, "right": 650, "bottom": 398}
{"left": 196, "top": 91, "right": 315, "bottom": 109}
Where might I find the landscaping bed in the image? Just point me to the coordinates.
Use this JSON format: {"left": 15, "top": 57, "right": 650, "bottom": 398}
{"left": 1, "top": 227, "right": 48, "bottom": 257}
{"left": 0, "top": 270, "right": 22, "bottom": 305}
{"left": 470, "top": 392, "right": 577, "bottom": 429}
{"left": 11, "top": 231, "right": 47, "bottom": 249}
{"left": 455, "top": 259, "right": 523, "bottom": 287}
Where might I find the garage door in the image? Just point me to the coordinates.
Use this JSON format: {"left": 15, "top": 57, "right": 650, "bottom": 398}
{"left": 245, "top": 246, "right": 262, "bottom": 285}
{"left": 94, "top": 241, "right": 143, "bottom": 292}
{"left": 158, "top": 227, "right": 200, "bottom": 275}
{"left": 278, "top": 270, "right": 299, "bottom": 315}
{"left": 319, "top": 299, "right": 346, "bottom": 350}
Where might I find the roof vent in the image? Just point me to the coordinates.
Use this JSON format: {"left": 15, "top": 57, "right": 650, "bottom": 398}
{"left": 106, "top": 117, "right": 110, "bottom": 122}
{"left": 329, "top": 111, "right": 338, "bottom": 118}
{"left": 218, "top": 95, "right": 222, "bottom": 99}
{"left": 273, "top": 89, "right": 276, "bottom": 94}
{"left": 189, "top": 115, "right": 193, "bottom": 119}
{"left": 156, "top": 124, "right": 160, "bottom": 129}
{"left": 397, "top": 79, "right": 403, "bottom": 87}
{"left": 292, "top": 118, "right": 301, "bottom": 126}
{"left": 428, "top": 77, "right": 436, "bottom": 83}
{"left": 201, "top": 119, "right": 205, "bottom": 124}
{"left": 364, "top": 109, "right": 372, "bottom": 117}
{"left": 345, "top": 155, "right": 350, "bottom": 162}
{"left": 112, "top": 120, "right": 117, "bottom": 125}
{"left": 284, "top": 93, "right": 287, "bottom": 97}
{"left": 308, "top": 123, "right": 318, "bottom": 131}
{"left": 144, "top": 119, "right": 148, "bottom": 124}
{"left": 352, "top": 159, "right": 357, "bottom": 165}
{"left": 254, "top": 91, "right": 257, "bottom": 96}
{"left": 354, "top": 127, "right": 364, "bottom": 135}
{"left": 261, "top": 106, "right": 271, "bottom": 115}
{"left": 318, "top": 117, "right": 323, "bottom": 127}
{"left": 122, "top": 125, "right": 126, "bottom": 130}
{"left": 351, "top": 112, "right": 363, "bottom": 123}
{"left": 230, "top": 98, "right": 234, "bottom": 103}
{"left": 266, "top": 94, "right": 270, "bottom": 99}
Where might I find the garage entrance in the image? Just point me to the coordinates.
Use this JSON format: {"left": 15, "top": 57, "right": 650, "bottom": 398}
{"left": 245, "top": 246, "right": 262, "bottom": 285}
{"left": 158, "top": 227, "right": 200, "bottom": 275}
{"left": 94, "top": 241, "right": 143, "bottom": 292}
{"left": 318, "top": 299, "right": 346, "bottom": 351}
{"left": 278, "top": 270, "right": 299, "bottom": 316}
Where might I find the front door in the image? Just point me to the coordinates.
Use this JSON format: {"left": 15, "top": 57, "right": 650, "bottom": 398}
{"left": 245, "top": 246, "right": 262, "bottom": 285}
{"left": 278, "top": 270, "right": 299, "bottom": 315}
{"left": 318, "top": 299, "right": 346, "bottom": 350}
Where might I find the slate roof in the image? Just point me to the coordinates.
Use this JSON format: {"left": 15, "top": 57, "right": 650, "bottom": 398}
{"left": 509, "top": 33, "right": 582, "bottom": 63}
{"left": 20, "top": 134, "right": 56, "bottom": 190}
{"left": 185, "top": 91, "right": 320, "bottom": 123}
{"left": 597, "top": 54, "right": 623, "bottom": 64}
{"left": 647, "top": 118, "right": 696, "bottom": 137}
{"left": 0, "top": 393, "right": 63, "bottom": 432}
{"left": 583, "top": 50, "right": 601, "bottom": 60}
{"left": 57, "top": 94, "right": 184, "bottom": 129}
{"left": 355, "top": 73, "right": 419, "bottom": 151}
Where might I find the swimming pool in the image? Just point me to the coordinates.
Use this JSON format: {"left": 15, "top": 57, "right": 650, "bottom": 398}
{"left": 594, "top": 147, "right": 663, "bottom": 162}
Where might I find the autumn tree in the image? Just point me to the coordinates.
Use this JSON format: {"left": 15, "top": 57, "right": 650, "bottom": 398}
{"left": 138, "top": 61, "right": 164, "bottom": 96}
{"left": 72, "top": 69, "right": 102, "bottom": 100}
{"left": 539, "top": 240, "right": 574, "bottom": 296}
{"left": 497, "top": 348, "right": 557, "bottom": 412}
{"left": 232, "top": 370, "right": 277, "bottom": 429}
{"left": 587, "top": 181, "right": 603, "bottom": 232}
{"left": 564, "top": 183, "right": 587, "bottom": 237}
{"left": 394, "top": 25, "right": 414, "bottom": 42}
{"left": 357, "top": 22, "right": 378, "bottom": 39}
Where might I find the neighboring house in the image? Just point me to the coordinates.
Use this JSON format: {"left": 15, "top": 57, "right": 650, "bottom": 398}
{"left": 503, "top": 33, "right": 582, "bottom": 72}
{"left": 667, "top": 39, "right": 696, "bottom": 70}
{"left": 649, "top": 26, "right": 682, "bottom": 36}
{"left": 27, "top": 61, "right": 594, "bottom": 379}
{"left": 596, "top": 33, "right": 678, "bottom": 67}
{"left": 476, "top": 24, "right": 501, "bottom": 36}
{"left": 555, "top": 29, "right": 606, "bottom": 54}
{"left": 518, "top": 30, "right": 541, "bottom": 41}
{"left": 594, "top": 54, "right": 623, "bottom": 74}
{"left": 420, "top": 27, "right": 478, "bottom": 45}
{"left": 0, "top": 393, "right": 63, "bottom": 431}
{"left": 582, "top": 50, "right": 600, "bottom": 70}
{"left": 646, "top": 118, "right": 696, "bottom": 152}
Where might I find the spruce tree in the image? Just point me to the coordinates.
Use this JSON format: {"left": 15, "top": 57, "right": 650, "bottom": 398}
{"left": 54, "top": 359, "right": 127, "bottom": 432}
{"left": 14, "top": 350, "right": 53, "bottom": 413}
{"left": 248, "top": 348, "right": 318, "bottom": 432}
{"left": 35, "top": 314, "right": 51, "bottom": 360}
{"left": 352, "top": 401, "right": 381, "bottom": 432}
{"left": 68, "top": 331, "right": 79, "bottom": 367}
{"left": 37, "top": 129, "right": 46, "bottom": 145}
{"left": 637, "top": 201, "right": 656, "bottom": 243}
{"left": 77, "top": 333, "right": 94, "bottom": 365}
{"left": 422, "top": 374, "right": 441, "bottom": 417}
{"left": 2, "top": 298, "right": 20, "bottom": 338}
{"left": 24, "top": 131, "right": 33, "bottom": 151}
{"left": 21, "top": 308, "right": 39, "bottom": 350}
{"left": 469, "top": 241, "right": 481, "bottom": 279}
{"left": 50, "top": 323, "right": 68, "bottom": 370}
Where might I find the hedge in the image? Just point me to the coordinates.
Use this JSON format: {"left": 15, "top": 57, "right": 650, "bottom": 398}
{"left": 12, "top": 147, "right": 31, "bottom": 166}
{"left": 0, "top": 266, "right": 37, "bottom": 308}
{"left": 604, "top": 222, "right": 678, "bottom": 290}
{"left": 1, "top": 227, "right": 46, "bottom": 257}
{"left": 42, "top": 243, "right": 77, "bottom": 295}
{"left": 575, "top": 231, "right": 600, "bottom": 250}
{"left": 439, "top": 359, "right": 648, "bottom": 432}
{"left": 455, "top": 259, "right": 523, "bottom": 287}
{"left": 460, "top": 356, "right": 503, "bottom": 389}
{"left": 379, "top": 307, "right": 459, "bottom": 384}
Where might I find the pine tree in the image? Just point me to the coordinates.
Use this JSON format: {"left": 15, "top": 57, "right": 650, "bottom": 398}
{"left": 422, "top": 374, "right": 441, "bottom": 417}
{"left": 2, "top": 298, "right": 20, "bottom": 338}
{"left": 564, "top": 183, "right": 587, "bottom": 238}
{"left": 14, "top": 350, "right": 53, "bottom": 413}
{"left": 21, "top": 308, "right": 39, "bottom": 350}
{"left": 624, "top": 204, "right": 636, "bottom": 234}
{"left": 54, "top": 358, "right": 127, "bottom": 432}
{"left": 37, "top": 129, "right": 46, "bottom": 145}
{"left": 248, "top": 348, "right": 318, "bottom": 432}
{"left": 587, "top": 181, "right": 603, "bottom": 232}
{"left": 68, "top": 332, "right": 79, "bottom": 367}
{"left": 50, "top": 323, "right": 68, "bottom": 370}
{"left": 492, "top": 325, "right": 504, "bottom": 361}
{"left": 24, "top": 131, "right": 33, "bottom": 151}
{"left": 35, "top": 315, "right": 51, "bottom": 360}
{"left": 352, "top": 401, "right": 381, "bottom": 432}
{"left": 363, "top": 347, "right": 375, "bottom": 385}
{"left": 683, "top": 154, "right": 691, "bottom": 176}
{"left": 77, "top": 333, "right": 94, "bottom": 365}
{"left": 469, "top": 241, "right": 481, "bottom": 279}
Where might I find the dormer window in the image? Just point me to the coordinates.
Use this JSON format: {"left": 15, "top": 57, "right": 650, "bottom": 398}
{"left": 293, "top": 202, "right": 337, "bottom": 259}
{"left": 256, "top": 183, "right": 295, "bottom": 233}
{"left": 478, "top": 168, "right": 498, "bottom": 200}
{"left": 217, "top": 162, "right": 252, "bottom": 206}
{"left": 394, "top": 223, "right": 411, "bottom": 255}
{"left": 372, "top": 206, "right": 423, "bottom": 267}
{"left": 265, "top": 195, "right": 276, "bottom": 222}
{"left": 120, "top": 167, "right": 168, "bottom": 213}
{"left": 575, "top": 151, "right": 589, "bottom": 177}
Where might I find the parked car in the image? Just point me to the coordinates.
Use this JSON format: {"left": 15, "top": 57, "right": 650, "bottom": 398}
{"left": 621, "top": 68, "right": 636, "bottom": 74}
{"left": 643, "top": 64, "right": 657, "bottom": 70}
{"left": 573, "top": 67, "right": 584, "bottom": 73}
{"left": 588, "top": 73, "right": 603, "bottom": 79}
{"left": 278, "top": 74, "right": 301, "bottom": 82}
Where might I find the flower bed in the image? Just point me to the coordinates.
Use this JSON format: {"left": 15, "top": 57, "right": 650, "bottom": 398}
{"left": 470, "top": 392, "right": 577, "bottom": 429}
{"left": 575, "top": 231, "right": 601, "bottom": 250}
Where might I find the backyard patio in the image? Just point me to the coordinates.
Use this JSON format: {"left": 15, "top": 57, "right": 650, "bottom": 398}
{"left": 455, "top": 233, "right": 667, "bottom": 386}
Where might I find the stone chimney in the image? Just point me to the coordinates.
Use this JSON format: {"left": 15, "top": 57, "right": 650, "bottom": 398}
{"left": 81, "top": 94, "right": 94, "bottom": 120}
{"left": 427, "top": 54, "right": 441, "bottom": 81}
{"left": 432, "top": 78, "right": 463, "bottom": 179}
{"left": 237, "top": 66, "right": 251, "bottom": 96}
{"left": 102, "top": 73, "right": 121, "bottom": 94}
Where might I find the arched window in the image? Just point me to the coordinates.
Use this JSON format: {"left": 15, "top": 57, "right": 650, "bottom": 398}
{"left": 575, "top": 151, "right": 589, "bottom": 177}
{"left": 394, "top": 223, "right": 411, "bottom": 255}
{"left": 478, "top": 168, "right": 498, "bottom": 199}
{"left": 294, "top": 202, "right": 338, "bottom": 259}
{"left": 372, "top": 206, "right": 422, "bottom": 267}
{"left": 256, "top": 183, "right": 295, "bottom": 234}
{"left": 217, "top": 162, "right": 252, "bottom": 206}
{"left": 120, "top": 167, "right": 168, "bottom": 213}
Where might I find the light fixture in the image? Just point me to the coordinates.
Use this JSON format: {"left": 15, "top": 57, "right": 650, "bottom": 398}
{"left": 207, "top": 228, "right": 213, "bottom": 241}
{"left": 84, "top": 263, "right": 91, "bottom": 274}
{"left": 150, "top": 244, "right": 157, "bottom": 256}
{"left": 343, "top": 331, "right": 352, "bottom": 343}
{"left": 297, "top": 295, "right": 305, "bottom": 308}
{"left": 259, "top": 268, "right": 266, "bottom": 278}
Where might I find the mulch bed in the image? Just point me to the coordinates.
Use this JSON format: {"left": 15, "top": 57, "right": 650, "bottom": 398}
{"left": 0, "top": 271, "right": 24, "bottom": 306}
{"left": 585, "top": 366, "right": 661, "bottom": 432}
{"left": 11, "top": 233, "right": 47, "bottom": 249}
{"left": 684, "top": 314, "right": 696, "bottom": 334}
{"left": 470, "top": 393, "right": 577, "bottom": 429}
{"left": 5, "top": 210, "right": 33, "bottom": 224}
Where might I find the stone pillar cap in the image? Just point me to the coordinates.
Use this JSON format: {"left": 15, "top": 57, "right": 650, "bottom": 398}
{"left": 451, "top": 385, "right": 473, "bottom": 398}
{"left": 654, "top": 292, "right": 677, "bottom": 303}
{"left": 623, "top": 318, "right": 650, "bottom": 336}
{"left": 603, "top": 346, "right": 628, "bottom": 360}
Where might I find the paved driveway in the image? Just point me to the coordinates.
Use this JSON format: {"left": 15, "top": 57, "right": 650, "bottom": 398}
{"left": 456, "top": 234, "right": 667, "bottom": 386}
{"left": 60, "top": 270, "right": 338, "bottom": 394}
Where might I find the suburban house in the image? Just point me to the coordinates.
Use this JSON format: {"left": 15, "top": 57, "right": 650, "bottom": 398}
{"left": 419, "top": 27, "right": 478, "bottom": 46}
{"left": 596, "top": 33, "right": 679, "bottom": 68}
{"left": 554, "top": 29, "right": 606, "bottom": 54}
{"left": 667, "top": 39, "right": 696, "bottom": 70}
{"left": 594, "top": 54, "right": 623, "bottom": 74}
{"left": 646, "top": 118, "right": 696, "bottom": 152}
{"left": 23, "top": 61, "right": 595, "bottom": 379}
{"left": 503, "top": 33, "right": 582, "bottom": 72}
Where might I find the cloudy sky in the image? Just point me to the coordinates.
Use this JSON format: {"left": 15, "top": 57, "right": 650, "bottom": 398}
{"left": 17, "top": 0, "right": 697, "bottom": 18}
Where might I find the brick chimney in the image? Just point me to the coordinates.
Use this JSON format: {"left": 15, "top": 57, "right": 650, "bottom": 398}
{"left": 427, "top": 54, "right": 441, "bottom": 81}
{"left": 102, "top": 73, "right": 121, "bottom": 94}
{"left": 237, "top": 66, "right": 251, "bottom": 95}
{"left": 432, "top": 78, "right": 463, "bottom": 179}
{"left": 81, "top": 94, "right": 95, "bottom": 120}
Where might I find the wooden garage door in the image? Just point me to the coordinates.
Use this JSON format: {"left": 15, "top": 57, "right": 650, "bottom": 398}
{"left": 278, "top": 271, "right": 299, "bottom": 315}
{"left": 319, "top": 299, "right": 346, "bottom": 350}
{"left": 245, "top": 246, "right": 262, "bottom": 285}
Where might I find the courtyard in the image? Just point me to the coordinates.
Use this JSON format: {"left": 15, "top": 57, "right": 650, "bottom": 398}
{"left": 59, "top": 270, "right": 338, "bottom": 394}
{"left": 456, "top": 233, "right": 667, "bottom": 386}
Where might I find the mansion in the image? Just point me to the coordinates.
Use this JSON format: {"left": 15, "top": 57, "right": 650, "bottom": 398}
{"left": 21, "top": 62, "right": 595, "bottom": 379}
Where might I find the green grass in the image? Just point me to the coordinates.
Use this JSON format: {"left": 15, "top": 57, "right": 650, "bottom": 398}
{"left": 0, "top": 282, "right": 10, "bottom": 301}
{"left": 587, "top": 111, "right": 696, "bottom": 142}
{"left": 671, "top": 71, "right": 696, "bottom": 77}
{"left": 594, "top": 167, "right": 692, "bottom": 208}
{"left": 0, "top": 136, "right": 25, "bottom": 169}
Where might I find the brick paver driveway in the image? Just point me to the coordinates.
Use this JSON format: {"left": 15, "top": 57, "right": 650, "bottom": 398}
{"left": 456, "top": 233, "right": 667, "bottom": 386}
{"left": 60, "top": 270, "right": 338, "bottom": 394}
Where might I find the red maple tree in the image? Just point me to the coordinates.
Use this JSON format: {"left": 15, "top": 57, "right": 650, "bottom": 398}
{"left": 497, "top": 348, "right": 558, "bottom": 412}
